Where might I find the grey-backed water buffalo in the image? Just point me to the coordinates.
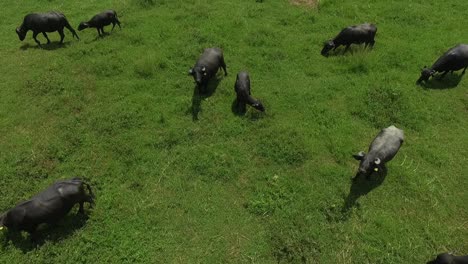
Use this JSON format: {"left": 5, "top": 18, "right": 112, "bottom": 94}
{"left": 16, "top": 12, "right": 79, "bottom": 46}
{"left": 427, "top": 253, "right": 468, "bottom": 264}
{"left": 0, "top": 178, "right": 94, "bottom": 240}
{"left": 235, "top": 72, "right": 265, "bottom": 112}
{"left": 78, "top": 10, "right": 121, "bottom": 36}
{"left": 188, "top": 48, "right": 227, "bottom": 93}
{"left": 352, "top": 125, "right": 404, "bottom": 180}
{"left": 417, "top": 44, "right": 468, "bottom": 83}
{"left": 321, "top": 23, "right": 377, "bottom": 56}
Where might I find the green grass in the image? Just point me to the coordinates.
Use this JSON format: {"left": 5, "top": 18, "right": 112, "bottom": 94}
{"left": 0, "top": 0, "right": 467, "bottom": 263}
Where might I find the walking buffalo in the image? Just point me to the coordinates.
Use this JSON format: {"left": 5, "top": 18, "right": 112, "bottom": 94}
{"left": 427, "top": 253, "right": 468, "bottom": 264}
{"left": 234, "top": 71, "right": 264, "bottom": 112}
{"left": 16, "top": 12, "right": 79, "bottom": 46}
{"left": 417, "top": 44, "right": 468, "bottom": 83}
{"left": 188, "top": 48, "right": 227, "bottom": 93}
{"left": 78, "top": 10, "right": 121, "bottom": 36}
{"left": 352, "top": 125, "right": 404, "bottom": 180}
{"left": 321, "top": 23, "right": 377, "bottom": 56}
{"left": 0, "top": 178, "right": 94, "bottom": 240}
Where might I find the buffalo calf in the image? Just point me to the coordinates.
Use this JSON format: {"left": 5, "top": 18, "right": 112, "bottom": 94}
{"left": 417, "top": 44, "right": 468, "bottom": 83}
{"left": 188, "top": 48, "right": 227, "bottom": 93}
{"left": 234, "top": 72, "right": 264, "bottom": 112}
{"left": 0, "top": 178, "right": 94, "bottom": 240}
{"left": 352, "top": 125, "right": 404, "bottom": 180}
{"left": 78, "top": 10, "right": 121, "bottom": 36}
{"left": 16, "top": 12, "right": 79, "bottom": 46}
{"left": 321, "top": 23, "right": 377, "bottom": 56}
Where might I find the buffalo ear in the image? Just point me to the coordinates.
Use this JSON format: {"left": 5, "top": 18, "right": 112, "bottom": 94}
{"left": 352, "top": 151, "right": 365, "bottom": 160}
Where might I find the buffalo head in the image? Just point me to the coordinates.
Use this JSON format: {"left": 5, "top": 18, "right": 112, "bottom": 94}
{"left": 16, "top": 27, "right": 26, "bottom": 41}
{"left": 78, "top": 22, "right": 88, "bottom": 31}
{"left": 188, "top": 66, "right": 207, "bottom": 86}
{"left": 252, "top": 101, "right": 265, "bottom": 112}
{"left": 321, "top": 40, "right": 335, "bottom": 56}
{"left": 353, "top": 151, "right": 381, "bottom": 179}
{"left": 417, "top": 66, "right": 435, "bottom": 84}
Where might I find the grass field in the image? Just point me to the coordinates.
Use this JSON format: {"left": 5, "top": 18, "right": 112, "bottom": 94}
{"left": 0, "top": 0, "right": 467, "bottom": 263}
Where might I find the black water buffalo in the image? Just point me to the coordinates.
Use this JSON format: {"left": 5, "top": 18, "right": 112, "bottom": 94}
{"left": 16, "top": 12, "right": 79, "bottom": 46}
{"left": 234, "top": 72, "right": 265, "bottom": 112}
{"left": 78, "top": 10, "right": 121, "bottom": 36}
{"left": 427, "top": 253, "right": 468, "bottom": 264}
{"left": 188, "top": 48, "right": 227, "bottom": 93}
{"left": 321, "top": 23, "right": 377, "bottom": 56}
{"left": 0, "top": 178, "right": 94, "bottom": 240}
{"left": 352, "top": 125, "right": 404, "bottom": 180}
{"left": 417, "top": 44, "right": 468, "bottom": 83}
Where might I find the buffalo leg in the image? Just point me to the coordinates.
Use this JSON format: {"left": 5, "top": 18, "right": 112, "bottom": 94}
{"left": 101, "top": 27, "right": 106, "bottom": 35}
{"left": 112, "top": 22, "right": 116, "bottom": 31}
{"left": 221, "top": 60, "right": 227, "bottom": 76}
{"left": 58, "top": 29, "right": 65, "bottom": 43}
{"left": 115, "top": 18, "right": 121, "bottom": 29}
{"left": 439, "top": 71, "right": 449, "bottom": 79}
{"left": 32, "top": 31, "right": 42, "bottom": 46}
{"left": 344, "top": 44, "right": 351, "bottom": 54}
{"left": 463, "top": 67, "right": 467, "bottom": 74}
{"left": 42, "top": 32, "right": 51, "bottom": 44}
{"left": 97, "top": 28, "right": 101, "bottom": 36}
{"left": 369, "top": 40, "right": 375, "bottom": 48}
{"left": 79, "top": 202, "right": 85, "bottom": 214}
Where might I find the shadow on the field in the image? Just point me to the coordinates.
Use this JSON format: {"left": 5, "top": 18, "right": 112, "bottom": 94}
{"left": 190, "top": 77, "right": 221, "bottom": 121}
{"left": 418, "top": 73, "right": 463, "bottom": 89}
{"left": 341, "top": 167, "right": 388, "bottom": 218}
{"left": 2, "top": 211, "right": 90, "bottom": 253}
{"left": 20, "top": 41, "right": 72, "bottom": 51}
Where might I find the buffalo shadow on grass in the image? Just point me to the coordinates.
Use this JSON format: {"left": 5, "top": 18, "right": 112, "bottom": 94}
{"left": 20, "top": 41, "right": 72, "bottom": 51}
{"left": 2, "top": 211, "right": 89, "bottom": 252}
{"left": 190, "top": 77, "right": 222, "bottom": 121}
{"left": 341, "top": 167, "right": 388, "bottom": 218}
{"left": 418, "top": 73, "right": 464, "bottom": 89}
{"left": 323, "top": 45, "right": 374, "bottom": 57}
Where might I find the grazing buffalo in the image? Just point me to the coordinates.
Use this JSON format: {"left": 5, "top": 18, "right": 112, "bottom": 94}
{"left": 78, "top": 10, "right": 121, "bottom": 36}
{"left": 417, "top": 44, "right": 468, "bottom": 83}
{"left": 234, "top": 72, "right": 265, "bottom": 112}
{"left": 321, "top": 23, "right": 377, "bottom": 56}
{"left": 352, "top": 125, "right": 404, "bottom": 180}
{"left": 0, "top": 178, "right": 94, "bottom": 240}
{"left": 188, "top": 48, "right": 227, "bottom": 93}
{"left": 16, "top": 12, "right": 79, "bottom": 46}
{"left": 427, "top": 253, "right": 468, "bottom": 264}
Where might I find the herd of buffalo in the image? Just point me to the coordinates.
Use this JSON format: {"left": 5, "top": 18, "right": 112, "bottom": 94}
{"left": 2, "top": 7, "right": 466, "bottom": 263}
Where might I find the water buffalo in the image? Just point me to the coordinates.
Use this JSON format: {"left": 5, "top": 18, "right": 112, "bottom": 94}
{"left": 352, "top": 125, "right": 404, "bottom": 180}
{"left": 321, "top": 23, "right": 377, "bottom": 56}
{"left": 0, "top": 178, "right": 94, "bottom": 240}
{"left": 417, "top": 44, "right": 468, "bottom": 83}
{"left": 234, "top": 71, "right": 265, "bottom": 112}
{"left": 188, "top": 48, "right": 227, "bottom": 93}
{"left": 16, "top": 11, "right": 79, "bottom": 47}
{"left": 78, "top": 10, "right": 121, "bottom": 36}
{"left": 427, "top": 253, "right": 468, "bottom": 264}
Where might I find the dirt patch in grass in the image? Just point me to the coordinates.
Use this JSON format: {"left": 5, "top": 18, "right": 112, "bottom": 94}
{"left": 289, "top": 0, "right": 319, "bottom": 8}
